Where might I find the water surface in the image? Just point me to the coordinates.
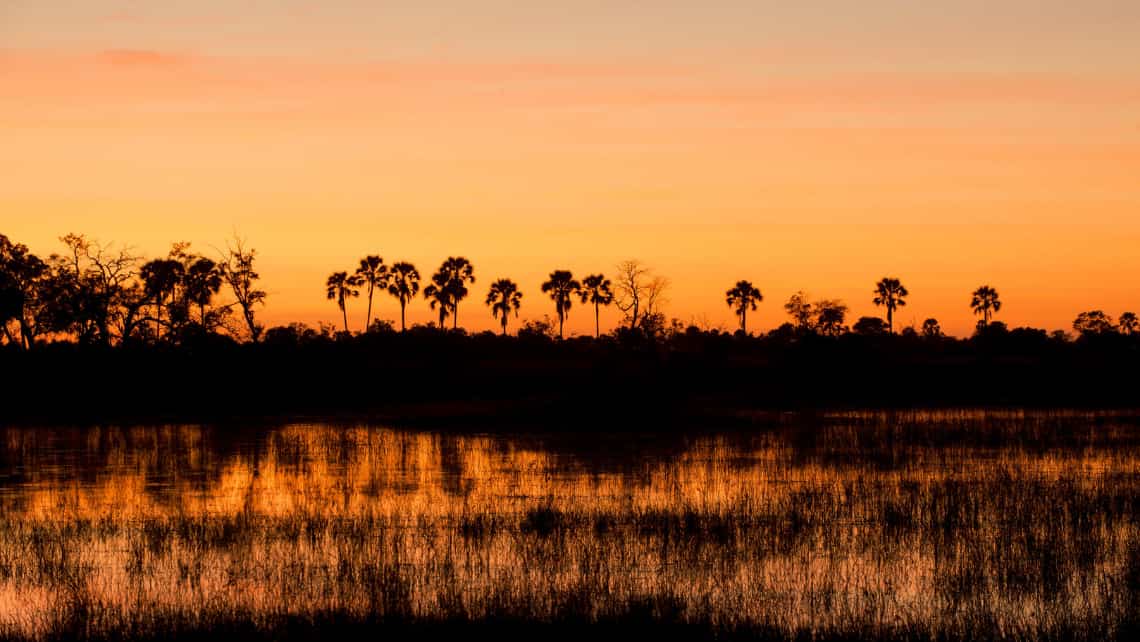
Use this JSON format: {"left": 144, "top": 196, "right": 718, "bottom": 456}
{"left": 1, "top": 410, "right": 1138, "bottom": 640}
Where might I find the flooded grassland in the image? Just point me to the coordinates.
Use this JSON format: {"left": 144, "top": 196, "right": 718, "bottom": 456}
{"left": 0, "top": 410, "right": 1138, "bottom": 640}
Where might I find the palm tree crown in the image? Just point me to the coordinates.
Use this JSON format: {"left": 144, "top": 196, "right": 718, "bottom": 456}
{"left": 579, "top": 274, "right": 614, "bottom": 338}
{"left": 326, "top": 271, "right": 362, "bottom": 333}
{"left": 872, "top": 277, "right": 909, "bottom": 333}
{"left": 386, "top": 262, "right": 419, "bottom": 332}
{"left": 354, "top": 255, "right": 389, "bottom": 333}
{"left": 485, "top": 279, "right": 523, "bottom": 335}
{"left": 970, "top": 285, "right": 1002, "bottom": 326}
{"left": 541, "top": 270, "right": 581, "bottom": 339}
{"left": 725, "top": 280, "right": 763, "bottom": 333}
{"left": 428, "top": 257, "right": 475, "bottom": 330}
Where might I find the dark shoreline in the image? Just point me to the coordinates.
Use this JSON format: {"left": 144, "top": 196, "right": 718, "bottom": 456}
{"left": 4, "top": 329, "right": 1138, "bottom": 427}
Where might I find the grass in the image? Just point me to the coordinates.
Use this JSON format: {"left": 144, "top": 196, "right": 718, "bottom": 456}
{"left": 0, "top": 411, "right": 1138, "bottom": 640}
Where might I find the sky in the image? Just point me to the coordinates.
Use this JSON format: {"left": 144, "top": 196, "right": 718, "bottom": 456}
{"left": 3, "top": 1, "right": 1139, "bottom": 336}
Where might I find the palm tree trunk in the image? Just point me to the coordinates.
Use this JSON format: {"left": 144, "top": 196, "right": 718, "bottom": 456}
{"left": 400, "top": 300, "right": 407, "bottom": 332}
{"left": 594, "top": 303, "right": 600, "bottom": 338}
{"left": 453, "top": 303, "right": 458, "bottom": 330}
{"left": 365, "top": 286, "right": 373, "bottom": 333}
{"left": 741, "top": 307, "right": 747, "bottom": 333}
{"left": 887, "top": 307, "right": 893, "bottom": 334}
{"left": 558, "top": 310, "right": 564, "bottom": 339}
{"left": 341, "top": 298, "right": 349, "bottom": 333}
{"left": 501, "top": 315, "right": 507, "bottom": 336}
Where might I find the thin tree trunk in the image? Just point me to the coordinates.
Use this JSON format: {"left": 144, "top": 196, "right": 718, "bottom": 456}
{"left": 453, "top": 303, "right": 458, "bottom": 330}
{"left": 888, "top": 307, "right": 893, "bottom": 334}
{"left": 741, "top": 306, "right": 747, "bottom": 333}
{"left": 595, "top": 303, "right": 600, "bottom": 338}
{"left": 342, "top": 300, "right": 348, "bottom": 333}
{"left": 365, "top": 286, "right": 373, "bottom": 333}
{"left": 400, "top": 299, "right": 407, "bottom": 332}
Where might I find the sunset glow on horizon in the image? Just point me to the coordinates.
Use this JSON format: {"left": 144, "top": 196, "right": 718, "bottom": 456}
{"left": 4, "top": 1, "right": 1139, "bottom": 336}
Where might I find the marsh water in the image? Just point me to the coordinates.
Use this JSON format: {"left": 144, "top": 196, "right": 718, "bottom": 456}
{"left": 1, "top": 410, "right": 1139, "bottom": 640}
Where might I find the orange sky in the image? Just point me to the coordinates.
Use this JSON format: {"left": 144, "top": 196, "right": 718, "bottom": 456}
{"left": 3, "top": 2, "right": 1139, "bottom": 336}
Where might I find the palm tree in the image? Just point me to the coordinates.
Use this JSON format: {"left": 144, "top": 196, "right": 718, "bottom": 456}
{"left": 430, "top": 257, "right": 475, "bottom": 329}
{"left": 1120, "top": 311, "right": 1139, "bottom": 336}
{"left": 354, "top": 255, "right": 388, "bottom": 333}
{"left": 578, "top": 274, "right": 614, "bottom": 338}
{"left": 386, "top": 262, "right": 419, "bottom": 331}
{"left": 872, "top": 277, "right": 908, "bottom": 334}
{"left": 725, "top": 280, "right": 763, "bottom": 333}
{"left": 970, "top": 285, "right": 1001, "bottom": 326}
{"left": 423, "top": 272, "right": 451, "bottom": 329}
{"left": 183, "top": 257, "right": 222, "bottom": 326}
{"left": 140, "top": 258, "right": 184, "bottom": 339}
{"left": 486, "top": 279, "right": 523, "bottom": 335}
{"left": 541, "top": 270, "right": 581, "bottom": 339}
{"left": 326, "top": 271, "right": 362, "bottom": 333}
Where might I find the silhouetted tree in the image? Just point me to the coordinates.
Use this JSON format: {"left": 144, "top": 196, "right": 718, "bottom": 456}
{"left": 0, "top": 234, "right": 49, "bottom": 349}
{"left": 182, "top": 257, "right": 223, "bottom": 328}
{"left": 429, "top": 257, "right": 475, "bottom": 329}
{"left": 423, "top": 275, "right": 451, "bottom": 329}
{"left": 921, "top": 318, "right": 943, "bottom": 338}
{"left": 486, "top": 278, "right": 523, "bottom": 335}
{"left": 873, "top": 277, "right": 908, "bottom": 333}
{"left": 39, "top": 234, "right": 140, "bottom": 346}
{"left": 541, "top": 270, "right": 581, "bottom": 339}
{"left": 1073, "top": 310, "right": 1116, "bottom": 336}
{"left": 326, "top": 271, "right": 362, "bottom": 333}
{"left": 386, "top": 262, "right": 419, "bottom": 332}
{"left": 813, "top": 299, "right": 848, "bottom": 336}
{"left": 784, "top": 291, "right": 814, "bottom": 331}
{"left": 613, "top": 260, "right": 667, "bottom": 331}
{"left": 1119, "top": 312, "right": 1138, "bottom": 336}
{"left": 579, "top": 274, "right": 613, "bottom": 338}
{"left": 853, "top": 316, "right": 889, "bottom": 336}
{"left": 140, "top": 255, "right": 185, "bottom": 340}
{"left": 221, "top": 236, "right": 267, "bottom": 343}
{"left": 971, "top": 285, "right": 1001, "bottom": 327}
{"left": 725, "top": 280, "right": 763, "bottom": 334}
{"left": 354, "top": 255, "right": 388, "bottom": 333}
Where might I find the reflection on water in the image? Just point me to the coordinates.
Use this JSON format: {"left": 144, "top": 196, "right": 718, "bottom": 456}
{"left": 1, "top": 410, "right": 1139, "bottom": 639}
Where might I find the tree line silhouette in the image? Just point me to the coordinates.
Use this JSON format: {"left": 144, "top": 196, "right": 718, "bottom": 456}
{"left": 2, "top": 231, "right": 1138, "bottom": 351}
{"left": 3, "top": 231, "right": 1139, "bottom": 422}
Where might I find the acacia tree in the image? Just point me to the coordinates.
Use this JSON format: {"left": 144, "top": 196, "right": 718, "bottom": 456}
{"left": 970, "top": 286, "right": 1002, "bottom": 327}
{"left": 326, "top": 271, "right": 362, "bottom": 333}
{"left": 221, "top": 237, "right": 267, "bottom": 343}
{"left": 578, "top": 274, "right": 613, "bottom": 338}
{"left": 486, "top": 278, "right": 523, "bottom": 335}
{"left": 873, "top": 277, "right": 908, "bottom": 334}
{"left": 51, "top": 234, "right": 139, "bottom": 345}
{"left": 725, "top": 280, "right": 763, "bottom": 333}
{"left": 541, "top": 270, "right": 581, "bottom": 339}
{"left": 386, "top": 262, "right": 420, "bottom": 332}
{"left": 813, "top": 299, "right": 849, "bottom": 336}
{"left": 784, "top": 291, "right": 814, "bottom": 331}
{"left": 1073, "top": 310, "right": 1116, "bottom": 336}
